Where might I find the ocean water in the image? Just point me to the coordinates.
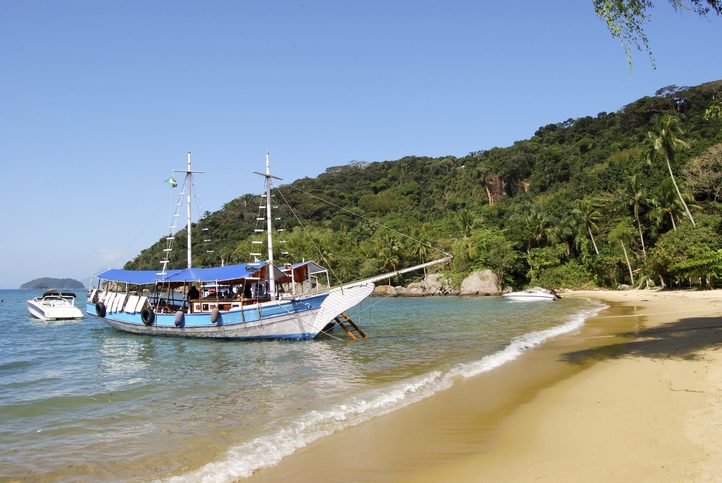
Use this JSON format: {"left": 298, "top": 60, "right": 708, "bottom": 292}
{"left": 0, "top": 289, "right": 604, "bottom": 481}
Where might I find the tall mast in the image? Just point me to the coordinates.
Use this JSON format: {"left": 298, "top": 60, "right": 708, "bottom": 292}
{"left": 186, "top": 153, "right": 193, "bottom": 268}
{"left": 254, "top": 151, "right": 283, "bottom": 298}
{"left": 264, "top": 151, "right": 275, "bottom": 296}
{"left": 174, "top": 152, "right": 204, "bottom": 269}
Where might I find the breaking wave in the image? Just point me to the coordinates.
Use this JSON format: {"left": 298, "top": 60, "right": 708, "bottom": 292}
{"left": 167, "top": 303, "right": 606, "bottom": 482}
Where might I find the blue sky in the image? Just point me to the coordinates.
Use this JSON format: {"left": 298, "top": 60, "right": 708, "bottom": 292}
{"left": 1, "top": 0, "right": 720, "bottom": 288}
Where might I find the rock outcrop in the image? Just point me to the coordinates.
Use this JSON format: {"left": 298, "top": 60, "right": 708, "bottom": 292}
{"left": 372, "top": 271, "right": 502, "bottom": 297}
{"left": 458, "top": 269, "right": 501, "bottom": 296}
{"left": 372, "top": 273, "right": 455, "bottom": 297}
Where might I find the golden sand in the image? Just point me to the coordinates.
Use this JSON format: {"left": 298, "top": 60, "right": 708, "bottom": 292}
{"left": 249, "top": 290, "right": 722, "bottom": 482}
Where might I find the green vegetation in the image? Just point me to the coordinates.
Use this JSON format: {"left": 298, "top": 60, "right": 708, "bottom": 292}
{"left": 127, "top": 81, "right": 722, "bottom": 290}
{"left": 594, "top": 0, "right": 722, "bottom": 67}
{"left": 21, "top": 278, "right": 84, "bottom": 289}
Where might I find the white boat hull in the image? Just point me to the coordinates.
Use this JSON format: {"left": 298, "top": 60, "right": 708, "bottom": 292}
{"left": 502, "top": 290, "right": 556, "bottom": 302}
{"left": 27, "top": 299, "right": 84, "bottom": 320}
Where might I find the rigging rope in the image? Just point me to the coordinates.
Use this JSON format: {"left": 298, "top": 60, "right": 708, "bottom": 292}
{"left": 278, "top": 183, "right": 452, "bottom": 259}
{"left": 275, "top": 186, "right": 342, "bottom": 285}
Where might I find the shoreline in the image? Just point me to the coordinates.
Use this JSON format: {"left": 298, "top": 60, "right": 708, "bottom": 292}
{"left": 411, "top": 289, "right": 722, "bottom": 482}
{"left": 247, "top": 289, "right": 722, "bottom": 482}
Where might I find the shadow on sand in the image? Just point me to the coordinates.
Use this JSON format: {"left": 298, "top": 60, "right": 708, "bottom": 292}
{"left": 562, "top": 315, "right": 722, "bottom": 365}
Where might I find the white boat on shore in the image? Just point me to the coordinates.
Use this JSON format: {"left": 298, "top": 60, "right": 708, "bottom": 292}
{"left": 502, "top": 289, "right": 559, "bottom": 302}
{"left": 27, "top": 290, "right": 84, "bottom": 320}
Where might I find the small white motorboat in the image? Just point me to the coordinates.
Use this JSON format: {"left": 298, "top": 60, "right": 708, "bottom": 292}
{"left": 27, "top": 290, "right": 84, "bottom": 320}
{"left": 502, "top": 289, "right": 559, "bottom": 302}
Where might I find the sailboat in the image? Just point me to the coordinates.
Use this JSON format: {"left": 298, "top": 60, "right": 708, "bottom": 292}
{"left": 87, "top": 152, "right": 449, "bottom": 340}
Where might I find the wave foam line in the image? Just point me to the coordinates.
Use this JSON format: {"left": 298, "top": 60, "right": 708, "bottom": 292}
{"left": 448, "top": 304, "right": 607, "bottom": 380}
{"left": 167, "top": 303, "right": 607, "bottom": 482}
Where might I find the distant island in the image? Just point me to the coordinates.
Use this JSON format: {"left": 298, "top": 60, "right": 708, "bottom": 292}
{"left": 20, "top": 278, "right": 85, "bottom": 290}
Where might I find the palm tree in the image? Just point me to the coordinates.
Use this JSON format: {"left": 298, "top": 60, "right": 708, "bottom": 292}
{"left": 457, "top": 209, "right": 476, "bottom": 238}
{"left": 620, "top": 240, "right": 635, "bottom": 287}
{"left": 552, "top": 214, "right": 577, "bottom": 258}
{"left": 522, "top": 206, "right": 553, "bottom": 251}
{"left": 609, "top": 220, "right": 637, "bottom": 287}
{"left": 647, "top": 114, "right": 696, "bottom": 227}
{"left": 378, "top": 234, "right": 401, "bottom": 273}
{"left": 626, "top": 175, "right": 647, "bottom": 258}
{"left": 572, "top": 198, "right": 601, "bottom": 255}
{"left": 649, "top": 178, "right": 684, "bottom": 231}
{"left": 411, "top": 240, "right": 430, "bottom": 276}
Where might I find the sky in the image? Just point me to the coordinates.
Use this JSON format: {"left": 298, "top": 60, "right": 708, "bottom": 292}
{"left": 1, "top": 0, "right": 721, "bottom": 288}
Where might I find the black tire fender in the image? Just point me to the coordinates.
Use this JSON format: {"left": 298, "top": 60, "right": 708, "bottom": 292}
{"left": 96, "top": 302, "right": 106, "bottom": 318}
{"left": 141, "top": 307, "right": 155, "bottom": 326}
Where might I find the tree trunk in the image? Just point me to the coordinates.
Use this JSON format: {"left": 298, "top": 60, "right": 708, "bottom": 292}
{"left": 620, "top": 240, "right": 634, "bottom": 286}
{"left": 635, "top": 212, "right": 647, "bottom": 258}
{"left": 588, "top": 225, "right": 599, "bottom": 255}
{"left": 666, "top": 157, "right": 696, "bottom": 227}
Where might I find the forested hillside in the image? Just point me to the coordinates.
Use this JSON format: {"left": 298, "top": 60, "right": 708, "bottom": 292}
{"left": 21, "top": 278, "right": 85, "bottom": 289}
{"left": 127, "top": 80, "right": 722, "bottom": 289}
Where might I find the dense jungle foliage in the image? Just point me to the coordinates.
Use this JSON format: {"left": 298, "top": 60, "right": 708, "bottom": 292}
{"left": 127, "top": 80, "right": 722, "bottom": 290}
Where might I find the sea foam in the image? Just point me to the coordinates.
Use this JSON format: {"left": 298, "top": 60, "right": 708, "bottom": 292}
{"left": 167, "top": 303, "right": 606, "bottom": 482}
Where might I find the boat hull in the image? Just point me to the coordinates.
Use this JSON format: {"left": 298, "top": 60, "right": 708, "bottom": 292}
{"left": 27, "top": 299, "right": 84, "bottom": 320}
{"left": 87, "top": 283, "right": 375, "bottom": 340}
{"left": 88, "top": 297, "right": 325, "bottom": 339}
{"left": 502, "top": 294, "right": 555, "bottom": 301}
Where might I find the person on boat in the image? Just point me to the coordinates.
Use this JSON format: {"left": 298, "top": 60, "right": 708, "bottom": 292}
{"left": 187, "top": 284, "right": 200, "bottom": 301}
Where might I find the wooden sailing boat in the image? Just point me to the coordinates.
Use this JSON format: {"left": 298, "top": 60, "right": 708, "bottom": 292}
{"left": 87, "top": 152, "right": 450, "bottom": 340}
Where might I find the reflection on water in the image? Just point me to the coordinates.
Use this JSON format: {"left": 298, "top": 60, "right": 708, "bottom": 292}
{"left": 98, "top": 336, "right": 154, "bottom": 388}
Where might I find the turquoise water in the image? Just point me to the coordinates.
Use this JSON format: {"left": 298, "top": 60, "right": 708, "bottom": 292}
{"left": 0, "top": 289, "right": 602, "bottom": 481}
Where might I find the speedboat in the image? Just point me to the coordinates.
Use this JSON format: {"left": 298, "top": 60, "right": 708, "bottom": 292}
{"left": 27, "top": 290, "right": 84, "bottom": 320}
{"left": 502, "top": 289, "right": 558, "bottom": 302}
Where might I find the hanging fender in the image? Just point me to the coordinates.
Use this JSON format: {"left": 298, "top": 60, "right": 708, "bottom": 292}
{"left": 210, "top": 308, "right": 220, "bottom": 324}
{"left": 174, "top": 310, "right": 185, "bottom": 327}
{"left": 141, "top": 307, "right": 155, "bottom": 326}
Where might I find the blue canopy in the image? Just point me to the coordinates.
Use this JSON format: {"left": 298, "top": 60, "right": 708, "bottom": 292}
{"left": 96, "top": 263, "right": 266, "bottom": 285}
{"left": 162, "top": 263, "right": 266, "bottom": 283}
{"left": 95, "top": 269, "right": 181, "bottom": 284}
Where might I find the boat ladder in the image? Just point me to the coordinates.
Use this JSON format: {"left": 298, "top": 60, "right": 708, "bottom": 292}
{"left": 333, "top": 311, "right": 367, "bottom": 340}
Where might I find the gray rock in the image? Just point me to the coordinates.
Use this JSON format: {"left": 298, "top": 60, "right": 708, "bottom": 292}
{"left": 405, "top": 286, "right": 426, "bottom": 297}
{"left": 421, "top": 274, "right": 446, "bottom": 295}
{"left": 459, "top": 269, "right": 501, "bottom": 296}
{"left": 373, "top": 285, "right": 397, "bottom": 297}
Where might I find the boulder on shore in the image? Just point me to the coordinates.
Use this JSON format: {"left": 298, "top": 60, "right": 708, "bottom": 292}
{"left": 459, "top": 269, "right": 501, "bottom": 296}
{"left": 373, "top": 285, "right": 397, "bottom": 297}
{"left": 372, "top": 273, "right": 454, "bottom": 297}
{"left": 419, "top": 274, "right": 448, "bottom": 295}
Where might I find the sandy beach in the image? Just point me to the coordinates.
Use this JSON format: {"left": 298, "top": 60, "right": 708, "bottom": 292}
{"left": 249, "top": 289, "right": 722, "bottom": 482}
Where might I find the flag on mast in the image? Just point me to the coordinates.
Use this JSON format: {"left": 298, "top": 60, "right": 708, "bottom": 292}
{"left": 165, "top": 176, "right": 178, "bottom": 187}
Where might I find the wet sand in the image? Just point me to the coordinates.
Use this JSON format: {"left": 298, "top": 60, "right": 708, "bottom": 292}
{"left": 247, "top": 290, "right": 722, "bottom": 481}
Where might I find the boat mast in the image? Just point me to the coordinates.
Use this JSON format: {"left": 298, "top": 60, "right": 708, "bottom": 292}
{"left": 174, "top": 152, "right": 204, "bottom": 269}
{"left": 254, "top": 151, "right": 283, "bottom": 298}
{"left": 186, "top": 153, "right": 193, "bottom": 268}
